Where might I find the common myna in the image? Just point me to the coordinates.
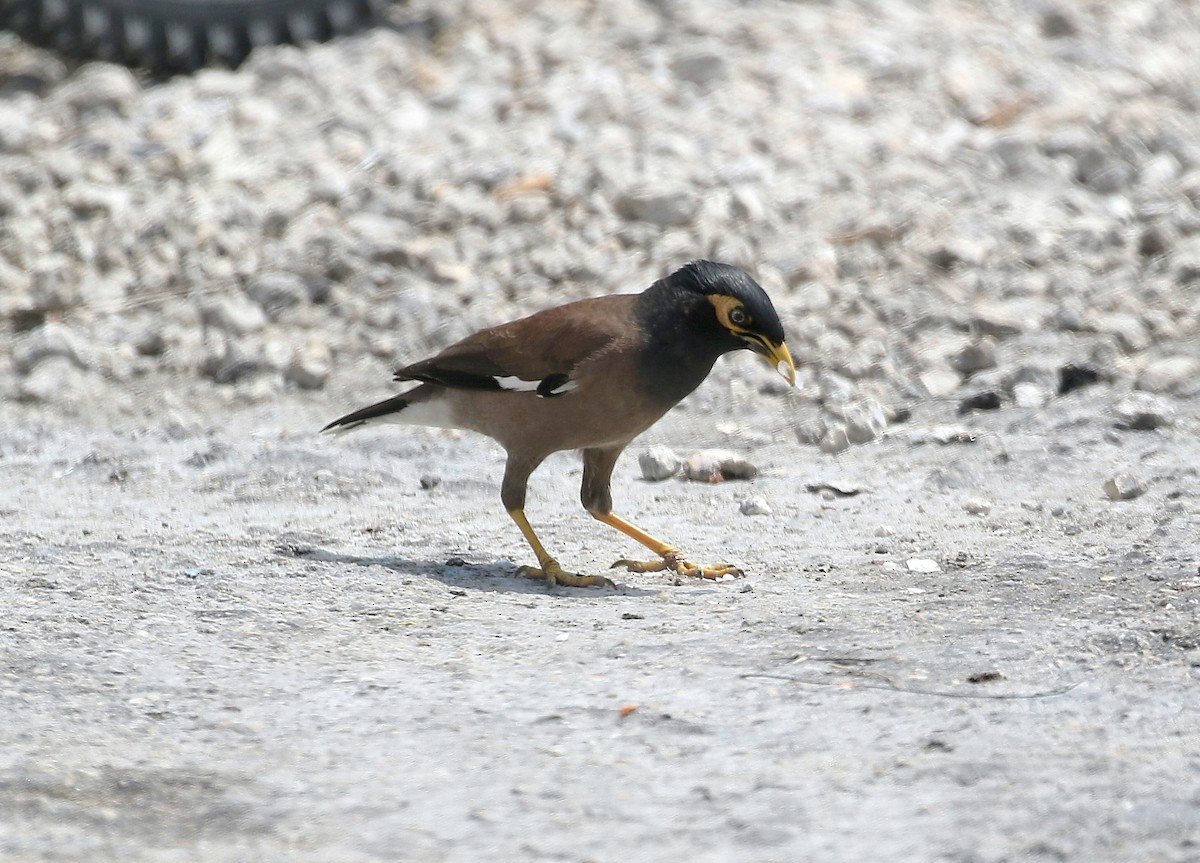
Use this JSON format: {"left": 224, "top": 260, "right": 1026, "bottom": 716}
{"left": 323, "top": 260, "right": 795, "bottom": 588}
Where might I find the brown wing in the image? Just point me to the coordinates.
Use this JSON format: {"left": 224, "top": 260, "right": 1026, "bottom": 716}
{"left": 395, "top": 294, "right": 638, "bottom": 394}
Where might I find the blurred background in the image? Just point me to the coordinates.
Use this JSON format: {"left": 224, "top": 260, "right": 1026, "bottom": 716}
{"left": 1, "top": 0, "right": 1198, "bottom": 445}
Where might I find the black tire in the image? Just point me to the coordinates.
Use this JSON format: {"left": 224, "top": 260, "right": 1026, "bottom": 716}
{"left": 0, "top": 0, "right": 389, "bottom": 72}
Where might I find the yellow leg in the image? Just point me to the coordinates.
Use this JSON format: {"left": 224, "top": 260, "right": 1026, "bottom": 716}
{"left": 507, "top": 509, "right": 615, "bottom": 589}
{"left": 597, "top": 512, "right": 743, "bottom": 580}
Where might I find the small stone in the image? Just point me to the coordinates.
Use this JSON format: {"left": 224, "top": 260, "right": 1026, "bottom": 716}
{"left": 957, "top": 391, "right": 1002, "bottom": 414}
{"left": 683, "top": 449, "right": 759, "bottom": 482}
{"left": 1012, "top": 382, "right": 1048, "bottom": 408}
{"left": 201, "top": 294, "right": 268, "bottom": 336}
{"left": 739, "top": 496, "right": 773, "bottom": 516}
{"left": 1041, "top": 8, "right": 1077, "bottom": 37}
{"left": 1093, "top": 313, "right": 1149, "bottom": 353}
{"left": 729, "top": 185, "right": 766, "bottom": 221}
{"left": 841, "top": 402, "right": 889, "bottom": 444}
{"left": 1138, "top": 153, "right": 1181, "bottom": 190}
{"left": 970, "top": 305, "right": 1025, "bottom": 336}
{"left": 614, "top": 188, "right": 700, "bottom": 227}
{"left": 638, "top": 446, "right": 681, "bottom": 481}
{"left": 245, "top": 272, "right": 309, "bottom": 319}
{"left": 17, "top": 357, "right": 87, "bottom": 404}
{"left": 963, "top": 498, "right": 992, "bottom": 515}
{"left": 285, "top": 336, "right": 332, "bottom": 390}
{"left": 1104, "top": 473, "right": 1147, "bottom": 501}
{"left": 919, "top": 368, "right": 961, "bottom": 397}
{"left": 1113, "top": 392, "right": 1175, "bottom": 430}
{"left": 419, "top": 475, "right": 441, "bottom": 490}
{"left": 1074, "top": 147, "right": 1132, "bottom": 194}
{"left": 1058, "top": 363, "right": 1103, "bottom": 395}
{"left": 906, "top": 558, "right": 942, "bottom": 573}
{"left": 990, "top": 135, "right": 1041, "bottom": 176}
{"left": 671, "top": 52, "right": 728, "bottom": 88}
{"left": 1136, "top": 356, "right": 1200, "bottom": 395}
{"left": 58, "top": 63, "right": 141, "bottom": 115}
{"left": 929, "top": 237, "right": 990, "bottom": 270}
{"left": 12, "top": 322, "right": 90, "bottom": 374}
{"left": 818, "top": 425, "right": 852, "bottom": 455}
{"left": 949, "top": 339, "right": 998, "bottom": 374}
{"left": 1053, "top": 298, "right": 1088, "bottom": 331}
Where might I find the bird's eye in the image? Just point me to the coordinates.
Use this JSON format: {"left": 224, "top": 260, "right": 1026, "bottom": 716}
{"left": 729, "top": 307, "right": 750, "bottom": 327}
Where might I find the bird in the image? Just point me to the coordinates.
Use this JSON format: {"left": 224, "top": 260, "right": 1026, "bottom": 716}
{"left": 322, "top": 260, "right": 795, "bottom": 588}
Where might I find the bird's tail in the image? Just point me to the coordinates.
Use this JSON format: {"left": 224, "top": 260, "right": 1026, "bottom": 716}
{"left": 321, "top": 394, "right": 412, "bottom": 436}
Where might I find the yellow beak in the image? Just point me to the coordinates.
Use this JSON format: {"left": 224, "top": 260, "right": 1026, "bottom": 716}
{"left": 753, "top": 338, "right": 796, "bottom": 387}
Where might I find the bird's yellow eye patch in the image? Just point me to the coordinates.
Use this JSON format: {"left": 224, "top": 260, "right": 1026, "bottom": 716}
{"left": 708, "top": 294, "right": 752, "bottom": 333}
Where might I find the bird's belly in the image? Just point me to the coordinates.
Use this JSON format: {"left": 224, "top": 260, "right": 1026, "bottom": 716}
{"left": 454, "top": 390, "right": 666, "bottom": 454}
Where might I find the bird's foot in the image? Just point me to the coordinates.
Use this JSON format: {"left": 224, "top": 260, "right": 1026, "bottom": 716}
{"left": 612, "top": 549, "right": 743, "bottom": 580}
{"left": 517, "top": 559, "right": 616, "bottom": 589}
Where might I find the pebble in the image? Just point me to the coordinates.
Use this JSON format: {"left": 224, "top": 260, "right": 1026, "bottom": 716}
{"left": 739, "top": 496, "right": 773, "bottom": 516}
{"left": 1093, "top": 313, "right": 1150, "bottom": 353}
{"left": 919, "top": 368, "right": 961, "bottom": 397}
{"left": 906, "top": 558, "right": 942, "bottom": 573}
{"left": 201, "top": 295, "right": 268, "bottom": 336}
{"left": 949, "top": 339, "right": 998, "bottom": 374}
{"left": 957, "top": 391, "right": 1002, "bottom": 414}
{"left": 840, "top": 402, "right": 889, "bottom": 444}
{"left": 16, "top": 357, "right": 89, "bottom": 405}
{"left": 1074, "top": 146, "right": 1132, "bottom": 194}
{"left": 671, "top": 52, "right": 729, "bottom": 88}
{"left": 12, "top": 322, "right": 90, "bottom": 374}
{"left": 1112, "top": 393, "right": 1175, "bottom": 430}
{"left": 963, "top": 498, "right": 992, "bottom": 515}
{"left": 1058, "top": 363, "right": 1103, "bottom": 395}
{"left": 614, "top": 188, "right": 700, "bottom": 227}
{"left": 818, "top": 425, "right": 853, "bottom": 455}
{"left": 682, "top": 449, "right": 759, "bottom": 482}
{"left": 57, "top": 63, "right": 141, "bottom": 115}
{"left": 1104, "top": 473, "right": 1148, "bottom": 501}
{"left": 1040, "top": 7, "right": 1077, "bottom": 37}
{"left": 245, "top": 272, "right": 310, "bottom": 319}
{"left": 1136, "top": 356, "right": 1200, "bottom": 396}
{"left": 970, "top": 305, "right": 1025, "bottom": 337}
{"left": 638, "top": 446, "right": 681, "bottom": 482}
{"left": 1012, "top": 381, "right": 1048, "bottom": 408}
{"left": 285, "top": 336, "right": 333, "bottom": 390}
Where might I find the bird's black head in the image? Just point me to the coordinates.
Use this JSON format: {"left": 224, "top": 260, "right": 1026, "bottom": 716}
{"left": 660, "top": 260, "right": 795, "bottom": 385}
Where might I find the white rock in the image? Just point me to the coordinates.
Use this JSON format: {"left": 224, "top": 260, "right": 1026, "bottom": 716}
{"left": 201, "top": 294, "right": 268, "bottom": 336}
{"left": 638, "top": 446, "right": 681, "bottom": 482}
{"left": 1137, "top": 356, "right": 1199, "bottom": 396}
{"left": 1012, "top": 382, "right": 1048, "bottom": 408}
{"left": 739, "top": 496, "right": 773, "bottom": 516}
{"left": 1113, "top": 393, "right": 1175, "bottom": 430}
{"left": 13, "top": 322, "right": 91, "bottom": 374}
{"left": 919, "top": 368, "right": 961, "bottom": 397}
{"left": 906, "top": 558, "right": 942, "bottom": 573}
{"left": 285, "top": 337, "right": 333, "bottom": 390}
{"left": 963, "top": 498, "right": 992, "bottom": 515}
{"left": 1104, "top": 473, "right": 1147, "bottom": 501}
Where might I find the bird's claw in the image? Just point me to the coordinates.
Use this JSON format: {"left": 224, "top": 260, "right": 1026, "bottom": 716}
{"left": 611, "top": 550, "right": 744, "bottom": 580}
{"left": 517, "top": 561, "right": 616, "bottom": 589}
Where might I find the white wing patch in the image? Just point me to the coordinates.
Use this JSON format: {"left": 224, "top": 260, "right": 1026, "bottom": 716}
{"left": 493, "top": 374, "right": 579, "bottom": 397}
{"left": 494, "top": 375, "right": 542, "bottom": 392}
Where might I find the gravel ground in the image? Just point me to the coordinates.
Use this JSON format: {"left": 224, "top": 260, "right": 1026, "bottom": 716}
{"left": 2, "top": 0, "right": 1200, "bottom": 860}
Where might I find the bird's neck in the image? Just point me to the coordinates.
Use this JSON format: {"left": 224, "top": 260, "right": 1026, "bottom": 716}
{"left": 633, "top": 282, "right": 732, "bottom": 403}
